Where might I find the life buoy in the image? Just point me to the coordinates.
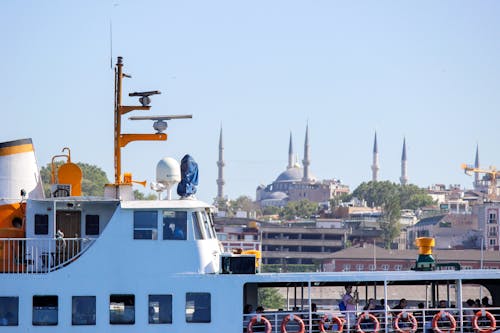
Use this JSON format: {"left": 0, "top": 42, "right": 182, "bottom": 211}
{"left": 394, "top": 311, "right": 418, "bottom": 333}
{"left": 356, "top": 312, "right": 380, "bottom": 333}
{"left": 248, "top": 315, "right": 272, "bottom": 333}
{"left": 431, "top": 311, "right": 456, "bottom": 333}
{"left": 319, "top": 313, "right": 344, "bottom": 333}
{"left": 472, "top": 310, "right": 497, "bottom": 333}
{"left": 281, "top": 314, "right": 305, "bottom": 333}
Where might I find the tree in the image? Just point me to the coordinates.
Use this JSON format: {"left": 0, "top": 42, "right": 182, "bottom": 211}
{"left": 134, "top": 190, "right": 157, "bottom": 200}
{"left": 380, "top": 196, "right": 401, "bottom": 249}
{"left": 258, "top": 288, "right": 285, "bottom": 310}
{"left": 40, "top": 162, "right": 109, "bottom": 197}
{"left": 228, "top": 195, "right": 257, "bottom": 216}
{"left": 280, "top": 200, "right": 318, "bottom": 220}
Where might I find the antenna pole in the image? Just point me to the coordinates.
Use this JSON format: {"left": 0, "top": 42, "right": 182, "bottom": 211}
{"left": 114, "top": 56, "right": 123, "bottom": 185}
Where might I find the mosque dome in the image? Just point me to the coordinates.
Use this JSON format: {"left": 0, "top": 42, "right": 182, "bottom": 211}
{"left": 275, "top": 166, "right": 316, "bottom": 183}
{"left": 275, "top": 167, "right": 303, "bottom": 182}
{"left": 267, "top": 191, "right": 288, "bottom": 200}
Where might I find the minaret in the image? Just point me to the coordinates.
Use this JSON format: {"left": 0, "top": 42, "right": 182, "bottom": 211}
{"left": 216, "top": 127, "right": 225, "bottom": 200}
{"left": 287, "top": 132, "right": 294, "bottom": 169}
{"left": 474, "top": 144, "right": 480, "bottom": 189}
{"left": 371, "top": 132, "right": 379, "bottom": 182}
{"left": 302, "top": 124, "right": 310, "bottom": 182}
{"left": 400, "top": 137, "right": 408, "bottom": 185}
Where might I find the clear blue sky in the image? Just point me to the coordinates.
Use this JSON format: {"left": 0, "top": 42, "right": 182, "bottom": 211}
{"left": 2, "top": 1, "right": 500, "bottom": 203}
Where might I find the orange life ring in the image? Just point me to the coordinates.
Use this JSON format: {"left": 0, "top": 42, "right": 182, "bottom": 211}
{"left": 356, "top": 312, "right": 380, "bottom": 333}
{"left": 431, "top": 311, "right": 456, "bottom": 333}
{"left": 394, "top": 311, "right": 418, "bottom": 333}
{"left": 281, "top": 314, "right": 305, "bottom": 333}
{"left": 248, "top": 315, "right": 272, "bottom": 333}
{"left": 472, "top": 310, "right": 497, "bottom": 333}
{"left": 319, "top": 313, "right": 344, "bottom": 333}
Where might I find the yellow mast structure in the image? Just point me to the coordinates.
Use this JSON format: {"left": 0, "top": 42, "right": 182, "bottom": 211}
{"left": 461, "top": 163, "right": 499, "bottom": 201}
{"left": 113, "top": 56, "right": 166, "bottom": 186}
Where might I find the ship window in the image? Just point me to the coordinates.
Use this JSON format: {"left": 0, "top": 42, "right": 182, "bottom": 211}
{"left": 0, "top": 297, "right": 18, "bottom": 326}
{"left": 110, "top": 294, "right": 135, "bottom": 325}
{"left": 163, "top": 211, "right": 187, "bottom": 240}
{"left": 192, "top": 212, "right": 203, "bottom": 240}
{"left": 34, "top": 214, "right": 49, "bottom": 235}
{"left": 85, "top": 215, "right": 100, "bottom": 235}
{"left": 133, "top": 211, "right": 158, "bottom": 240}
{"left": 185, "top": 292, "right": 211, "bottom": 323}
{"left": 72, "top": 296, "right": 96, "bottom": 325}
{"left": 148, "top": 295, "right": 172, "bottom": 324}
{"left": 32, "top": 295, "right": 58, "bottom": 326}
{"left": 202, "top": 209, "right": 216, "bottom": 239}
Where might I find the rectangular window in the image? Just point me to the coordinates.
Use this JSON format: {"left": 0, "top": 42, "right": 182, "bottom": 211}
{"left": 356, "top": 264, "right": 364, "bottom": 271}
{"left": 72, "top": 296, "right": 96, "bottom": 325}
{"left": 186, "top": 292, "right": 211, "bottom": 323}
{"left": 395, "top": 265, "right": 403, "bottom": 271}
{"left": 381, "top": 264, "right": 389, "bottom": 271}
{"left": 110, "top": 294, "right": 135, "bottom": 325}
{"left": 192, "top": 212, "right": 203, "bottom": 240}
{"left": 368, "top": 264, "right": 376, "bottom": 271}
{"left": 342, "top": 264, "right": 351, "bottom": 271}
{"left": 149, "top": 295, "right": 172, "bottom": 324}
{"left": 85, "top": 215, "right": 100, "bottom": 235}
{"left": 34, "top": 214, "right": 49, "bottom": 235}
{"left": 163, "top": 211, "right": 187, "bottom": 240}
{"left": 0, "top": 297, "right": 18, "bottom": 326}
{"left": 134, "top": 211, "right": 158, "bottom": 240}
{"left": 33, "top": 295, "right": 58, "bottom": 326}
{"left": 202, "top": 210, "right": 216, "bottom": 239}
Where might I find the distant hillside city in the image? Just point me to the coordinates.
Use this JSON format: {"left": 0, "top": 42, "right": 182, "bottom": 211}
{"left": 213, "top": 127, "right": 500, "bottom": 272}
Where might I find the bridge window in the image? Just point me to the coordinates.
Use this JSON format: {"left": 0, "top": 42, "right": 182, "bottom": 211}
{"left": 33, "top": 295, "right": 58, "bottom": 326}
{"left": 192, "top": 212, "right": 203, "bottom": 240}
{"left": 0, "top": 297, "right": 18, "bottom": 326}
{"left": 149, "top": 295, "right": 172, "bottom": 324}
{"left": 163, "top": 211, "right": 187, "bottom": 240}
{"left": 85, "top": 215, "right": 100, "bottom": 235}
{"left": 110, "top": 294, "right": 135, "bottom": 325}
{"left": 72, "top": 296, "right": 96, "bottom": 325}
{"left": 34, "top": 214, "right": 49, "bottom": 235}
{"left": 186, "top": 292, "right": 211, "bottom": 323}
{"left": 133, "top": 211, "right": 158, "bottom": 240}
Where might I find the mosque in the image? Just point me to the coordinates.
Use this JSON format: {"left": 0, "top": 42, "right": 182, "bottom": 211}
{"left": 215, "top": 127, "right": 411, "bottom": 209}
{"left": 255, "top": 126, "right": 349, "bottom": 208}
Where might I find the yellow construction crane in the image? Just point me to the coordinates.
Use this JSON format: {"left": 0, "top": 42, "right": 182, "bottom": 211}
{"left": 461, "top": 163, "right": 499, "bottom": 200}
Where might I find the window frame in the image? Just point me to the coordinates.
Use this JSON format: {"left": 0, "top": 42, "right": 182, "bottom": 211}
{"left": 185, "top": 292, "right": 211, "bottom": 323}
{"left": 133, "top": 211, "right": 158, "bottom": 240}
{"left": 148, "top": 294, "right": 172, "bottom": 324}
{"left": 72, "top": 296, "right": 96, "bottom": 326}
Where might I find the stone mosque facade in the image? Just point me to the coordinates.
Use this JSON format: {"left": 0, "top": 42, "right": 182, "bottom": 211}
{"left": 255, "top": 126, "right": 349, "bottom": 208}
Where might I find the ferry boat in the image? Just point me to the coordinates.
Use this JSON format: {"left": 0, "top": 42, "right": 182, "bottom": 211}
{"left": 1, "top": 57, "right": 500, "bottom": 333}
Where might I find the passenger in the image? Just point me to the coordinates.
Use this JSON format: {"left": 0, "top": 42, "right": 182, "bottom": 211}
{"left": 243, "top": 304, "right": 253, "bottom": 333}
{"left": 342, "top": 285, "right": 358, "bottom": 328}
{"left": 392, "top": 298, "right": 408, "bottom": 316}
{"left": 481, "top": 296, "right": 490, "bottom": 307}
{"left": 360, "top": 298, "right": 378, "bottom": 332}
{"left": 252, "top": 306, "right": 266, "bottom": 332}
{"left": 376, "top": 298, "right": 390, "bottom": 331}
{"left": 414, "top": 302, "right": 425, "bottom": 333}
{"left": 463, "top": 299, "right": 475, "bottom": 332}
{"left": 438, "top": 300, "right": 447, "bottom": 309}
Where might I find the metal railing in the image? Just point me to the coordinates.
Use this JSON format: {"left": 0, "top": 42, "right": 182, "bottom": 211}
{"left": 243, "top": 307, "right": 500, "bottom": 333}
{"left": 0, "top": 237, "right": 95, "bottom": 274}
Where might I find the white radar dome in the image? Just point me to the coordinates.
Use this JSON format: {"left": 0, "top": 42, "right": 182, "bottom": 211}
{"left": 156, "top": 157, "right": 181, "bottom": 186}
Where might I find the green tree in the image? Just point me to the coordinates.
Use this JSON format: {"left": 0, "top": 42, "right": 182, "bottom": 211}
{"left": 380, "top": 196, "right": 401, "bottom": 248}
{"left": 258, "top": 288, "right": 285, "bottom": 310}
{"left": 134, "top": 190, "right": 157, "bottom": 200}
{"left": 40, "top": 162, "right": 109, "bottom": 197}
{"left": 280, "top": 200, "right": 318, "bottom": 220}
{"left": 228, "top": 195, "right": 257, "bottom": 216}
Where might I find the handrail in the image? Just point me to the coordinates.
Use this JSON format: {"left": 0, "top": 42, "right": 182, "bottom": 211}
{"left": 0, "top": 237, "right": 96, "bottom": 274}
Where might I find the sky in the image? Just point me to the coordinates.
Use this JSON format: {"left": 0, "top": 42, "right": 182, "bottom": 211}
{"left": 1, "top": 1, "right": 500, "bottom": 203}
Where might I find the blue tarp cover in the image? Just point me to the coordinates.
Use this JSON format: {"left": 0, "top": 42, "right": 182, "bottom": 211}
{"left": 177, "top": 154, "right": 199, "bottom": 197}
